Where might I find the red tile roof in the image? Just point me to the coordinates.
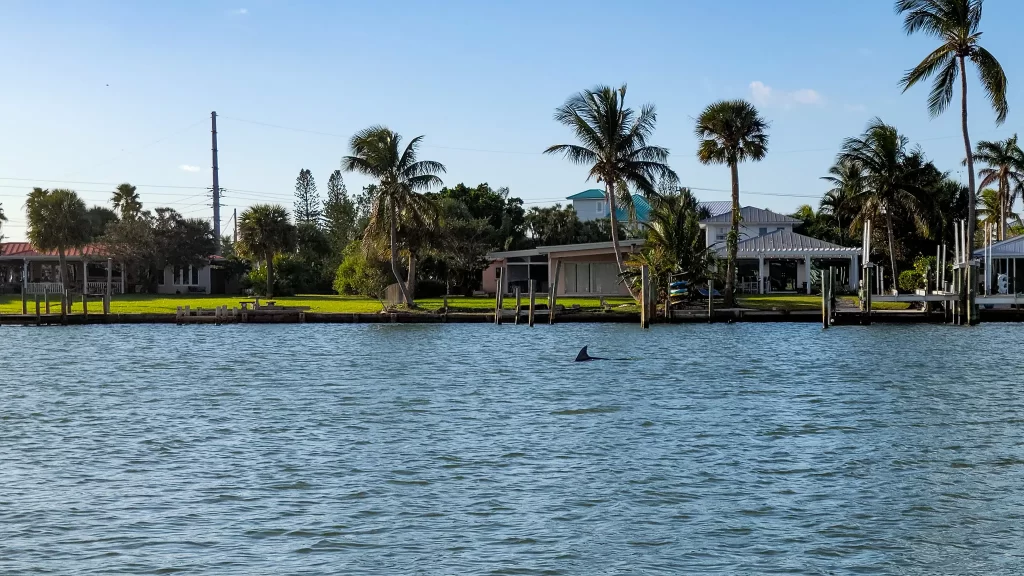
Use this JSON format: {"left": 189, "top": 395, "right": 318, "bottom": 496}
{"left": 0, "top": 242, "right": 111, "bottom": 258}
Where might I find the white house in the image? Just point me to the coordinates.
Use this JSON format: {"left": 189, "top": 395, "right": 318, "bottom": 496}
{"left": 699, "top": 206, "right": 803, "bottom": 248}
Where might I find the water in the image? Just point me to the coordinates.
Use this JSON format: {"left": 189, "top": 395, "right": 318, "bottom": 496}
{"left": 2, "top": 323, "right": 1024, "bottom": 575}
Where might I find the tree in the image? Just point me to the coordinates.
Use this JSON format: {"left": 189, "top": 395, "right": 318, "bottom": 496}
{"left": 897, "top": 0, "right": 1008, "bottom": 256}
{"left": 837, "top": 119, "right": 928, "bottom": 285}
{"left": 544, "top": 84, "right": 676, "bottom": 296}
{"left": 343, "top": 126, "right": 445, "bottom": 307}
{"left": 86, "top": 206, "right": 119, "bottom": 237}
{"left": 333, "top": 240, "right": 391, "bottom": 307}
{"left": 634, "top": 187, "right": 716, "bottom": 297}
{"left": 237, "top": 204, "right": 297, "bottom": 298}
{"left": 25, "top": 188, "right": 92, "bottom": 302}
{"left": 323, "top": 169, "right": 357, "bottom": 254}
{"left": 972, "top": 135, "right": 1024, "bottom": 240}
{"left": 0, "top": 203, "right": 7, "bottom": 243}
{"left": 820, "top": 159, "right": 865, "bottom": 245}
{"left": 111, "top": 183, "right": 142, "bottom": 219}
{"left": 977, "top": 187, "right": 1019, "bottom": 232}
{"left": 695, "top": 99, "right": 769, "bottom": 307}
{"left": 293, "top": 169, "right": 321, "bottom": 225}
{"left": 434, "top": 183, "right": 527, "bottom": 250}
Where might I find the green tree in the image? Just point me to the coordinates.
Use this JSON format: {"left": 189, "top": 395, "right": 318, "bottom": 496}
{"left": 634, "top": 187, "right": 716, "bottom": 297}
{"left": 972, "top": 135, "right": 1024, "bottom": 240}
{"left": 545, "top": 84, "right": 676, "bottom": 294}
{"left": 434, "top": 183, "right": 527, "bottom": 250}
{"left": 293, "top": 169, "right": 321, "bottom": 225}
{"left": 333, "top": 240, "right": 391, "bottom": 307}
{"left": 323, "top": 169, "right": 357, "bottom": 255}
{"left": 977, "top": 187, "right": 1019, "bottom": 232}
{"left": 111, "top": 183, "right": 142, "bottom": 219}
{"left": 25, "top": 188, "right": 92, "bottom": 299}
{"left": 897, "top": 0, "right": 1008, "bottom": 256}
{"left": 837, "top": 119, "right": 928, "bottom": 284}
{"left": 0, "top": 203, "right": 8, "bottom": 242}
{"left": 695, "top": 99, "right": 769, "bottom": 307}
{"left": 86, "top": 206, "right": 119, "bottom": 238}
{"left": 820, "top": 160, "right": 865, "bottom": 245}
{"left": 237, "top": 204, "right": 297, "bottom": 298}
{"left": 343, "top": 126, "right": 445, "bottom": 307}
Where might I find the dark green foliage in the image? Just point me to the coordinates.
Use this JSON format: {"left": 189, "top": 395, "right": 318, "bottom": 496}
{"left": 86, "top": 206, "right": 118, "bottom": 238}
{"left": 293, "top": 169, "right": 321, "bottom": 225}
{"left": 524, "top": 205, "right": 609, "bottom": 246}
{"left": 898, "top": 269, "right": 925, "bottom": 292}
{"left": 333, "top": 241, "right": 390, "bottom": 302}
{"left": 323, "top": 170, "right": 357, "bottom": 256}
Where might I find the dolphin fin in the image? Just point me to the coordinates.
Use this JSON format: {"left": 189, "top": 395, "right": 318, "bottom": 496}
{"left": 575, "top": 346, "right": 592, "bottom": 362}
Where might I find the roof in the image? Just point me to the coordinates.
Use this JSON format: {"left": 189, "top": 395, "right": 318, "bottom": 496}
{"left": 0, "top": 242, "right": 111, "bottom": 259}
{"left": 700, "top": 206, "right": 803, "bottom": 225}
{"left": 488, "top": 238, "right": 645, "bottom": 260}
{"left": 616, "top": 195, "right": 650, "bottom": 222}
{"left": 700, "top": 201, "right": 732, "bottom": 217}
{"left": 566, "top": 189, "right": 605, "bottom": 200}
{"left": 716, "top": 230, "right": 860, "bottom": 255}
{"left": 974, "top": 235, "right": 1024, "bottom": 257}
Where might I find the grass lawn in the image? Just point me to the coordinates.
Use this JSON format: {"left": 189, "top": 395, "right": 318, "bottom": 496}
{"left": 737, "top": 294, "right": 911, "bottom": 311}
{"left": 0, "top": 293, "right": 636, "bottom": 315}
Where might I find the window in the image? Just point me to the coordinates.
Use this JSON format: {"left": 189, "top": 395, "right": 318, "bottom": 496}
{"left": 174, "top": 265, "right": 200, "bottom": 286}
{"left": 191, "top": 266, "right": 200, "bottom": 285}
{"left": 759, "top": 227, "right": 768, "bottom": 236}
{"left": 777, "top": 227, "right": 785, "bottom": 232}
{"left": 596, "top": 201, "right": 606, "bottom": 216}
{"left": 715, "top": 229, "right": 727, "bottom": 242}
{"left": 157, "top": 269, "right": 165, "bottom": 285}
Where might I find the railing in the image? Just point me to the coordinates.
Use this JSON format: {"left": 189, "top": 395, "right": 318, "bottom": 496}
{"left": 86, "top": 281, "right": 123, "bottom": 294}
{"left": 24, "top": 282, "right": 65, "bottom": 294}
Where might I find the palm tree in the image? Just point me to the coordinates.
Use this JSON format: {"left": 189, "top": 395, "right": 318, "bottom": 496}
{"left": 237, "top": 204, "right": 296, "bottom": 298}
{"left": 977, "top": 187, "right": 1019, "bottom": 231}
{"left": 0, "top": 202, "right": 7, "bottom": 242}
{"left": 820, "top": 160, "right": 865, "bottom": 244}
{"left": 343, "top": 126, "right": 445, "bottom": 307}
{"left": 837, "top": 119, "right": 927, "bottom": 285}
{"left": 24, "top": 188, "right": 92, "bottom": 310}
{"left": 544, "top": 84, "right": 676, "bottom": 294}
{"left": 111, "top": 183, "right": 142, "bottom": 219}
{"left": 973, "top": 135, "right": 1024, "bottom": 240}
{"left": 695, "top": 99, "right": 769, "bottom": 307}
{"left": 897, "top": 0, "right": 1008, "bottom": 255}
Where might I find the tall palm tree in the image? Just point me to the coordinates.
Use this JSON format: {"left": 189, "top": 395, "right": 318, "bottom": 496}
{"left": 897, "top": 0, "right": 1008, "bottom": 255}
{"left": 695, "top": 99, "right": 769, "bottom": 307}
{"left": 837, "top": 119, "right": 927, "bottom": 285}
{"left": 343, "top": 126, "right": 445, "bottom": 307}
{"left": 237, "top": 204, "right": 296, "bottom": 298}
{"left": 544, "top": 84, "right": 676, "bottom": 293}
{"left": 25, "top": 188, "right": 92, "bottom": 308}
{"left": 977, "top": 187, "right": 1019, "bottom": 231}
{"left": 973, "top": 135, "right": 1024, "bottom": 240}
{"left": 111, "top": 183, "right": 142, "bottom": 219}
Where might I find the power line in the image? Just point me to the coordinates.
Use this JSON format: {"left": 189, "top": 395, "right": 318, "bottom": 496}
{"left": 59, "top": 118, "right": 208, "bottom": 179}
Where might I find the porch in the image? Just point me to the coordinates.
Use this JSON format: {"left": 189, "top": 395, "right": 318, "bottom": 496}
{"left": 722, "top": 231, "right": 861, "bottom": 294}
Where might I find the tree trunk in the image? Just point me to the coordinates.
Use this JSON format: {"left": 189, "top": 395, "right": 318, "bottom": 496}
{"left": 606, "top": 180, "right": 637, "bottom": 300}
{"left": 406, "top": 252, "right": 417, "bottom": 302}
{"left": 1000, "top": 174, "right": 1007, "bottom": 241}
{"left": 265, "top": 251, "right": 275, "bottom": 298}
{"left": 960, "top": 55, "right": 977, "bottom": 256}
{"left": 58, "top": 247, "right": 68, "bottom": 322}
{"left": 885, "top": 206, "right": 898, "bottom": 293}
{"left": 390, "top": 206, "right": 413, "bottom": 307}
{"left": 725, "top": 161, "right": 740, "bottom": 308}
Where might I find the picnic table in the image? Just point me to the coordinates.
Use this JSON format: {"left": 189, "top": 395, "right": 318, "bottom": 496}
{"left": 239, "top": 300, "right": 256, "bottom": 310}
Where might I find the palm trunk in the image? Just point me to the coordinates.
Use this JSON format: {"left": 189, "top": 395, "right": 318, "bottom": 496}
{"left": 1000, "top": 174, "right": 1007, "bottom": 241}
{"left": 390, "top": 206, "right": 413, "bottom": 307}
{"left": 725, "top": 161, "right": 740, "bottom": 308}
{"left": 265, "top": 251, "right": 275, "bottom": 298}
{"left": 885, "top": 207, "right": 898, "bottom": 294}
{"left": 960, "top": 55, "right": 977, "bottom": 255}
{"left": 58, "top": 247, "right": 68, "bottom": 322}
{"left": 606, "top": 181, "right": 637, "bottom": 300}
{"left": 406, "top": 252, "right": 416, "bottom": 302}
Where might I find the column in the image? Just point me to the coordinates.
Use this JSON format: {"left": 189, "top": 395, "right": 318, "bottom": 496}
{"left": 804, "top": 255, "right": 812, "bottom": 295}
{"left": 758, "top": 255, "right": 765, "bottom": 294}
{"left": 22, "top": 259, "right": 28, "bottom": 291}
{"left": 83, "top": 260, "right": 89, "bottom": 294}
{"left": 848, "top": 255, "right": 858, "bottom": 290}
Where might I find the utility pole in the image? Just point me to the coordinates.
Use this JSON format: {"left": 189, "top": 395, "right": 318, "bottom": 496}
{"left": 232, "top": 208, "right": 238, "bottom": 245}
{"left": 211, "top": 111, "right": 221, "bottom": 255}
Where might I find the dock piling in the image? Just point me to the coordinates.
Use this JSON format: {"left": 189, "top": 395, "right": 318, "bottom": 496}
{"left": 640, "top": 265, "right": 651, "bottom": 329}
{"left": 514, "top": 287, "right": 521, "bottom": 325}
{"left": 549, "top": 260, "right": 561, "bottom": 325}
{"left": 528, "top": 281, "right": 536, "bottom": 327}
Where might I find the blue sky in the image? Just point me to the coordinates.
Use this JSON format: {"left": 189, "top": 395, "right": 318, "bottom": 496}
{"left": 2, "top": 0, "right": 1023, "bottom": 241}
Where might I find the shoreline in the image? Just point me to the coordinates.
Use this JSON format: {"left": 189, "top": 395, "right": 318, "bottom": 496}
{"left": 3, "top": 308, "right": 1024, "bottom": 326}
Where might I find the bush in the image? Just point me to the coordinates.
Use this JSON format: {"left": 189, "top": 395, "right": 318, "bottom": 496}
{"left": 333, "top": 241, "right": 390, "bottom": 300}
{"left": 898, "top": 269, "right": 924, "bottom": 292}
{"left": 413, "top": 279, "right": 447, "bottom": 299}
{"left": 245, "top": 255, "right": 296, "bottom": 297}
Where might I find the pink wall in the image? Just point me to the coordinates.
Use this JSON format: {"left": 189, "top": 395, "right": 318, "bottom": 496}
{"left": 481, "top": 260, "right": 503, "bottom": 294}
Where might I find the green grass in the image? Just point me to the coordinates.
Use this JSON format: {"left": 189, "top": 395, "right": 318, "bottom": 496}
{"left": 0, "top": 293, "right": 636, "bottom": 315}
{"left": 737, "top": 294, "right": 910, "bottom": 311}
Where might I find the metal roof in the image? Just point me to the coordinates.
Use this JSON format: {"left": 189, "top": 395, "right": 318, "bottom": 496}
{"left": 716, "top": 230, "right": 860, "bottom": 255}
{"left": 565, "top": 189, "right": 605, "bottom": 200}
{"left": 700, "top": 201, "right": 732, "bottom": 217}
{"left": 488, "top": 238, "right": 645, "bottom": 260}
{"left": 974, "top": 235, "right": 1024, "bottom": 257}
{"left": 700, "top": 206, "right": 803, "bottom": 225}
{"left": 0, "top": 242, "right": 111, "bottom": 259}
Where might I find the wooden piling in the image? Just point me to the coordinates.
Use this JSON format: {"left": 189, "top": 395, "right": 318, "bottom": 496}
{"left": 640, "top": 265, "right": 651, "bottom": 329}
{"left": 35, "top": 294, "right": 40, "bottom": 321}
{"left": 81, "top": 294, "right": 88, "bottom": 316}
{"left": 105, "top": 257, "right": 113, "bottom": 315}
{"left": 44, "top": 292, "right": 50, "bottom": 315}
{"left": 528, "top": 280, "right": 536, "bottom": 327}
{"left": 494, "top": 268, "right": 502, "bottom": 325}
{"left": 514, "top": 286, "right": 521, "bottom": 325}
{"left": 549, "top": 260, "right": 561, "bottom": 325}
{"left": 707, "top": 281, "right": 714, "bottom": 322}
{"left": 21, "top": 287, "right": 27, "bottom": 315}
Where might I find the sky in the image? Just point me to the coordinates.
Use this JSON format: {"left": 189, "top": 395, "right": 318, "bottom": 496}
{"left": 2, "top": 0, "right": 1024, "bottom": 242}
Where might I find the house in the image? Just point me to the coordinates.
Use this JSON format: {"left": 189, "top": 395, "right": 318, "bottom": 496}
{"left": 974, "top": 235, "right": 1024, "bottom": 295}
{"left": 699, "top": 206, "right": 803, "bottom": 248}
{"left": 0, "top": 241, "right": 228, "bottom": 295}
{"left": 483, "top": 239, "right": 645, "bottom": 297}
{"left": 567, "top": 189, "right": 652, "bottom": 223}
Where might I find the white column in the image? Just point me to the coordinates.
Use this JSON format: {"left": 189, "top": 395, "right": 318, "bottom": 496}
{"left": 848, "top": 255, "right": 858, "bottom": 290}
{"left": 804, "top": 255, "right": 812, "bottom": 294}
{"left": 758, "top": 255, "right": 765, "bottom": 294}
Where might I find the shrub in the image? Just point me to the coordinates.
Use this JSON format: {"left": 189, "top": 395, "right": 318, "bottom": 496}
{"left": 333, "top": 241, "right": 390, "bottom": 301}
{"left": 898, "top": 269, "right": 924, "bottom": 292}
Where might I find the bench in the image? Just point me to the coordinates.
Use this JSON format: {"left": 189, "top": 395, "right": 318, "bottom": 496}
{"left": 239, "top": 300, "right": 257, "bottom": 310}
